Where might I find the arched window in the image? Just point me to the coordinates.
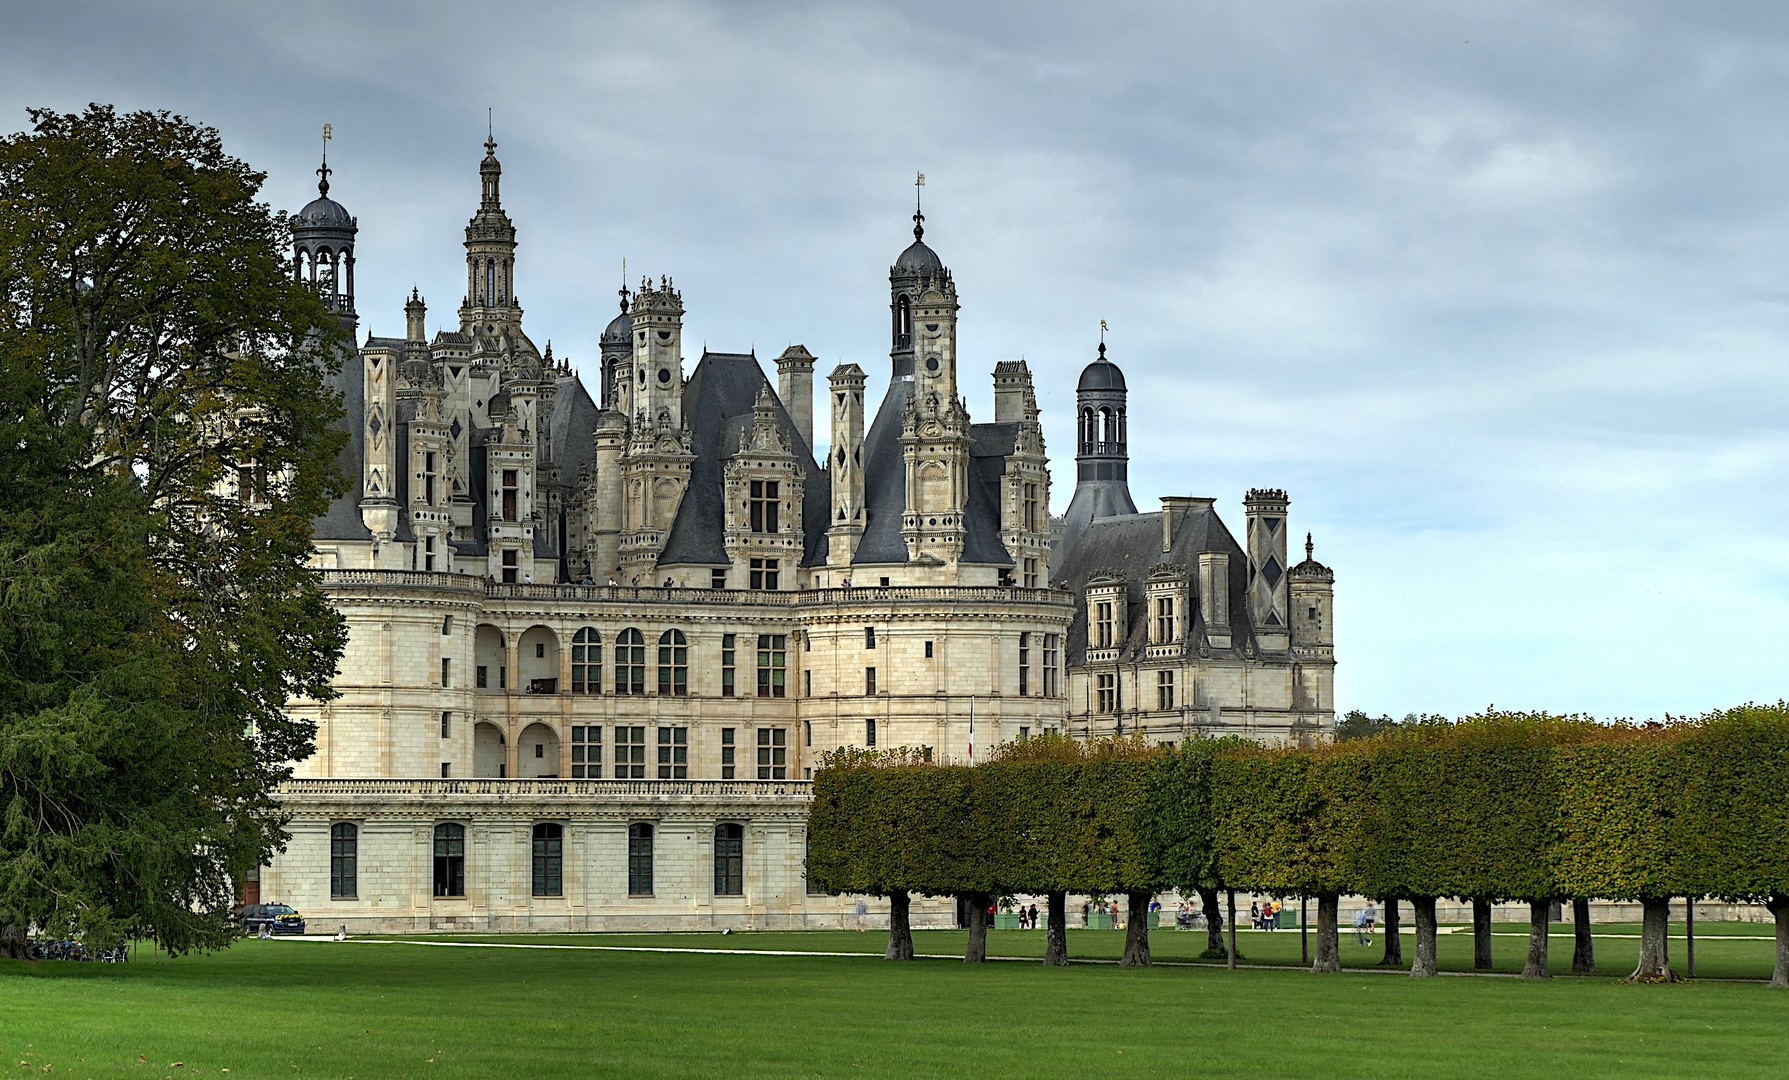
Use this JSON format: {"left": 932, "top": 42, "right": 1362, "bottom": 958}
{"left": 1080, "top": 407, "right": 1094, "bottom": 451}
{"left": 329, "top": 823, "right": 358, "bottom": 899}
{"left": 1098, "top": 407, "right": 1113, "bottom": 447}
{"left": 657, "top": 629, "right": 687, "bottom": 696}
{"left": 485, "top": 260, "right": 495, "bottom": 306}
{"left": 895, "top": 295, "right": 912, "bottom": 349}
{"left": 627, "top": 822, "right": 654, "bottom": 895}
{"left": 531, "top": 823, "right": 563, "bottom": 897}
{"left": 714, "top": 823, "right": 744, "bottom": 896}
{"left": 571, "top": 627, "right": 602, "bottom": 694}
{"left": 433, "top": 823, "right": 465, "bottom": 897}
{"left": 615, "top": 628, "right": 645, "bottom": 695}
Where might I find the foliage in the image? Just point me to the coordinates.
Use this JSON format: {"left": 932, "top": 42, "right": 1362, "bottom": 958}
{"left": 1673, "top": 703, "right": 1789, "bottom": 902}
{"left": 0, "top": 105, "right": 348, "bottom": 953}
{"left": 1210, "top": 741, "right": 1367, "bottom": 897}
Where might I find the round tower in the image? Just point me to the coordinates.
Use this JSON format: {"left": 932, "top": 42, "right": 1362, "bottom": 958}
{"left": 1053, "top": 341, "right": 1139, "bottom": 568}
{"left": 292, "top": 151, "right": 357, "bottom": 327}
{"left": 598, "top": 283, "right": 632, "bottom": 412}
{"left": 460, "top": 134, "right": 521, "bottom": 344}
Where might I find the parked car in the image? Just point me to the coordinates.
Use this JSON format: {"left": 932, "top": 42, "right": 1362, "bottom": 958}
{"left": 240, "top": 903, "right": 306, "bottom": 935}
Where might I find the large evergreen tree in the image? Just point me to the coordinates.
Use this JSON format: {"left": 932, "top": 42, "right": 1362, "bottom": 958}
{"left": 0, "top": 105, "right": 347, "bottom": 955}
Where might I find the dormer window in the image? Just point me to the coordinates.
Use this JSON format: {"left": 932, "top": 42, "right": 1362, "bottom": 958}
{"left": 1095, "top": 601, "right": 1116, "bottom": 648}
{"left": 749, "top": 480, "right": 780, "bottom": 532}
{"left": 1153, "top": 596, "right": 1175, "bottom": 644}
{"left": 501, "top": 469, "right": 518, "bottom": 522}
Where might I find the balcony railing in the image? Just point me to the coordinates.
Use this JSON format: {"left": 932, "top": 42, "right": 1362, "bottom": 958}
{"left": 316, "top": 569, "right": 484, "bottom": 591}
{"left": 797, "top": 585, "right": 1069, "bottom": 606}
{"left": 485, "top": 583, "right": 798, "bottom": 606}
{"left": 314, "top": 571, "right": 1070, "bottom": 609}
{"left": 278, "top": 778, "right": 812, "bottom": 799}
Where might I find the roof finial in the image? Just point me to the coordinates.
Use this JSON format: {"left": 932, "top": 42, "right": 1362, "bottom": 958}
{"left": 1098, "top": 319, "right": 1108, "bottom": 361}
{"left": 485, "top": 108, "right": 495, "bottom": 156}
{"left": 913, "top": 172, "right": 926, "bottom": 242}
{"left": 619, "top": 257, "right": 630, "bottom": 313}
{"left": 317, "top": 122, "right": 333, "bottom": 197}
{"left": 1305, "top": 532, "right": 1314, "bottom": 561}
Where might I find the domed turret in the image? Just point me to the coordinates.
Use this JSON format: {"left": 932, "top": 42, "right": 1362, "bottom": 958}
{"left": 598, "top": 282, "right": 633, "bottom": 411}
{"left": 292, "top": 149, "right": 356, "bottom": 322}
{"left": 887, "top": 183, "right": 954, "bottom": 380}
{"left": 1077, "top": 342, "right": 1127, "bottom": 391}
{"left": 1054, "top": 337, "right": 1137, "bottom": 568}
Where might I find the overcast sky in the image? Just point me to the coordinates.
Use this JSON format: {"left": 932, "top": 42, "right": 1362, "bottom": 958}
{"left": 5, "top": 1, "right": 1787, "bottom": 720}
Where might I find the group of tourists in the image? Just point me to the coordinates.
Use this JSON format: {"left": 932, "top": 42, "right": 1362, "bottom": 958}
{"left": 1250, "top": 900, "right": 1283, "bottom": 931}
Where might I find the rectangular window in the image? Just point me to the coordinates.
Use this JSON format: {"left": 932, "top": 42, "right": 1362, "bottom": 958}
{"left": 614, "top": 726, "right": 646, "bottom": 779}
{"left": 1043, "top": 634, "right": 1060, "bottom": 697}
{"left": 440, "top": 711, "right": 451, "bottom": 739}
{"left": 423, "top": 535, "right": 435, "bottom": 572}
{"left": 1095, "top": 601, "right": 1115, "bottom": 648}
{"left": 721, "top": 633, "right": 736, "bottom": 697}
{"left": 749, "top": 480, "right": 781, "bottom": 533}
{"left": 757, "top": 635, "right": 786, "bottom": 698}
{"left": 657, "top": 726, "right": 688, "bottom": 779}
{"left": 425, "top": 474, "right": 436, "bottom": 507}
{"left": 477, "top": 665, "right": 488, "bottom": 689}
{"left": 433, "top": 824, "right": 465, "bottom": 898}
{"left": 1023, "top": 556, "right": 1039, "bottom": 589}
{"left": 1023, "top": 482, "right": 1039, "bottom": 533}
{"left": 532, "top": 823, "right": 563, "bottom": 898}
{"left": 571, "top": 725, "right": 603, "bottom": 778}
{"left": 1155, "top": 596, "right": 1176, "bottom": 644}
{"left": 441, "top": 658, "right": 451, "bottom": 687}
{"left": 627, "top": 823, "right": 654, "bottom": 896}
{"left": 711, "top": 568, "right": 727, "bottom": 589}
{"left": 440, "top": 762, "right": 451, "bottom": 778}
{"left": 757, "top": 728, "right": 787, "bottom": 780}
{"left": 866, "top": 718, "right": 877, "bottom": 747}
{"left": 804, "top": 719, "right": 812, "bottom": 748}
{"left": 865, "top": 667, "right": 876, "bottom": 696}
{"left": 1019, "top": 726, "right": 1031, "bottom": 741}
{"left": 501, "top": 549, "right": 518, "bottom": 584}
{"left": 721, "top": 727, "right": 736, "bottom": 780}
{"left": 1018, "top": 632, "right": 1030, "bottom": 697}
{"left": 499, "top": 664, "right": 507, "bottom": 690}
{"left": 924, "top": 640, "right": 933, "bottom": 659}
{"left": 749, "top": 557, "right": 780, "bottom": 590}
{"left": 1098, "top": 673, "right": 1117, "bottom": 714}
{"left": 865, "top": 626, "right": 876, "bottom": 649}
{"left": 804, "top": 670, "right": 811, "bottom": 698}
{"left": 1158, "top": 669, "right": 1176, "bottom": 711}
{"left": 714, "top": 824, "right": 744, "bottom": 897}
{"left": 329, "top": 823, "right": 357, "bottom": 900}
{"left": 501, "top": 469, "right": 518, "bottom": 522}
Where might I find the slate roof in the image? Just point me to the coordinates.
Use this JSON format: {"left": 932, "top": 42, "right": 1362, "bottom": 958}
{"left": 851, "top": 378, "right": 915, "bottom": 564}
{"left": 311, "top": 344, "right": 373, "bottom": 541}
{"left": 658, "top": 352, "right": 832, "bottom": 568}
{"left": 546, "top": 375, "right": 599, "bottom": 481}
{"left": 1052, "top": 504, "right": 1257, "bottom": 664}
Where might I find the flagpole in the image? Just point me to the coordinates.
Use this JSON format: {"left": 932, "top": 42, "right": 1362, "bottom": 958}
{"left": 969, "top": 696, "right": 976, "bottom": 764}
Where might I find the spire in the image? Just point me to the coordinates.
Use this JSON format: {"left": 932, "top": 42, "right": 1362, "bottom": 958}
{"left": 913, "top": 171, "right": 926, "bottom": 242}
{"left": 1306, "top": 532, "right": 1314, "bottom": 561}
{"left": 619, "top": 258, "right": 630, "bottom": 313}
{"left": 479, "top": 114, "right": 502, "bottom": 209}
{"left": 317, "top": 122, "right": 333, "bottom": 197}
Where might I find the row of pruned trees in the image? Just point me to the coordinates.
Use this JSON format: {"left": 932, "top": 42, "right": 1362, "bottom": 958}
{"left": 805, "top": 704, "right": 1789, "bottom": 985}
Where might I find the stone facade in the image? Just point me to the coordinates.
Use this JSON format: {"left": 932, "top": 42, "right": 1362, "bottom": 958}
{"left": 267, "top": 145, "right": 1337, "bottom": 931}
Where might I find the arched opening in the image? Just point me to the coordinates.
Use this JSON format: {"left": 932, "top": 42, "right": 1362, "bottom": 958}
{"left": 894, "top": 295, "right": 912, "bottom": 349}
{"left": 570, "top": 627, "right": 601, "bottom": 694}
{"left": 1116, "top": 407, "right": 1126, "bottom": 448}
{"left": 1098, "top": 407, "right": 1114, "bottom": 448}
{"left": 713, "top": 823, "right": 744, "bottom": 897}
{"left": 1080, "top": 407, "right": 1094, "bottom": 452}
{"left": 657, "top": 629, "right": 687, "bottom": 696}
{"left": 474, "top": 721, "right": 506, "bottom": 777}
{"left": 518, "top": 625, "right": 559, "bottom": 693}
{"left": 485, "top": 259, "right": 495, "bottom": 306}
{"left": 474, "top": 625, "right": 504, "bottom": 692}
{"left": 519, "top": 721, "right": 560, "bottom": 778}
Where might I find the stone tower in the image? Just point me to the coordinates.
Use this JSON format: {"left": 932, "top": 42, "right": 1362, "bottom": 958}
{"left": 826, "top": 363, "right": 867, "bottom": 568}
{"left": 1054, "top": 341, "right": 1138, "bottom": 569}
{"left": 776, "top": 345, "right": 816, "bottom": 451}
{"left": 599, "top": 283, "right": 632, "bottom": 412}
{"left": 891, "top": 211, "right": 971, "bottom": 569}
{"left": 292, "top": 151, "right": 358, "bottom": 326}
{"left": 1245, "top": 488, "right": 1291, "bottom": 652}
{"left": 460, "top": 134, "right": 522, "bottom": 344}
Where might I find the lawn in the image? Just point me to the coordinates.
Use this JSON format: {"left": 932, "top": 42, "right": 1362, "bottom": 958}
{"left": 2, "top": 927, "right": 1784, "bottom": 1079}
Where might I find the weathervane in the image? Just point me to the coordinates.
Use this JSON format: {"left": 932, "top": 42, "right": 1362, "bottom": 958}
{"left": 1099, "top": 319, "right": 1108, "bottom": 360}
{"left": 317, "top": 123, "right": 333, "bottom": 197}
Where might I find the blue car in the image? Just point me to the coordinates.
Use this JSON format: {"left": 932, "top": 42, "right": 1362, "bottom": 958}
{"left": 240, "top": 903, "right": 306, "bottom": 935}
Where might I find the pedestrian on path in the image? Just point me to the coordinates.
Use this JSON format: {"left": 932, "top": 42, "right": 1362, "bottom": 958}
{"left": 1355, "top": 901, "right": 1378, "bottom": 946}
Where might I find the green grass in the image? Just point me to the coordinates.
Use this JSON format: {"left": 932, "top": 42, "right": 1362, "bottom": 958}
{"left": 1, "top": 928, "right": 1784, "bottom": 1079}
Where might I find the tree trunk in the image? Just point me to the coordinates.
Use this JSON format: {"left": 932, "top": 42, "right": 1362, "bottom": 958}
{"left": 1685, "top": 896, "right": 1695, "bottom": 979}
{"left": 1226, "top": 889, "right": 1238, "bottom": 971}
{"left": 1628, "top": 895, "right": 1679, "bottom": 982}
{"left": 1521, "top": 898, "right": 1551, "bottom": 978}
{"left": 1120, "top": 892, "right": 1152, "bottom": 967}
{"left": 1411, "top": 896, "right": 1439, "bottom": 977}
{"left": 1044, "top": 891, "right": 1069, "bottom": 966}
{"left": 1312, "top": 892, "right": 1341, "bottom": 972}
{"left": 1768, "top": 893, "right": 1789, "bottom": 989}
{"left": 1571, "top": 897, "right": 1595, "bottom": 974}
{"left": 885, "top": 889, "right": 914, "bottom": 960}
{"left": 1379, "top": 898, "right": 1403, "bottom": 967}
{"left": 0, "top": 923, "right": 27, "bottom": 961}
{"left": 964, "top": 893, "right": 990, "bottom": 963}
{"left": 1472, "top": 897, "right": 1493, "bottom": 970}
{"left": 1199, "top": 886, "right": 1226, "bottom": 958}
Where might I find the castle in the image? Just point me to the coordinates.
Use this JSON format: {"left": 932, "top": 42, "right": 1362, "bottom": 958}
{"left": 260, "top": 139, "right": 1335, "bottom": 931}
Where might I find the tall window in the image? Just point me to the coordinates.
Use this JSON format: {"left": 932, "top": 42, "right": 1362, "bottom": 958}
{"left": 615, "top": 726, "right": 646, "bottom": 779}
{"left": 757, "top": 635, "right": 786, "bottom": 698}
{"left": 1097, "top": 673, "right": 1117, "bottom": 714}
{"left": 440, "top": 711, "right": 452, "bottom": 738}
{"left": 750, "top": 558, "right": 780, "bottom": 590}
{"left": 1023, "top": 556, "right": 1038, "bottom": 589}
{"left": 432, "top": 823, "right": 465, "bottom": 898}
{"left": 329, "top": 823, "right": 357, "bottom": 900}
{"left": 532, "top": 823, "right": 563, "bottom": 897}
{"left": 1018, "top": 632, "right": 1030, "bottom": 696}
{"left": 1095, "top": 601, "right": 1115, "bottom": 648}
{"left": 657, "top": 630, "right": 688, "bottom": 696}
{"left": 1023, "top": 483, "right": 1039, "bottom": 532}
{"left": 757, "top": 728, "right": 787, "bottom": 779}
{"left": 657, "top": 727, "right": 688, "bottom": 779}
{"left": 571, "top": 725, "right": 602, "bottom": 778}
{"left": 864, "top": 667, "right": 877, "bottom": 696}
{"left": 866, "top": 718, "right": 877, "bottom": 747}
{"left": 501, "top": 469, "right": 518, "bottom": 522}
{"left": 1043, "top": 634, "right": 1060, "bottom": 697}
{"left": 501, "top": 549, "right": 518, "bottom": 584}
{"left": 749, "top": 480, "right": 780, "bottom": 532}
{"left": 721, "top": 727, "right": 736, "bottom": 779}
{"left": 714, "top": 823, "right": 744, "bottom": 897}
{"left": 865, "top": 626, "right": 876, "bottom": 649}
{"left": 424, "top": 452, "right": 437, "bottom": 506}
{"left": 571, "top": 628, "right": 601, "bottom": 694}
{"left": 441, "top": 658, "right": 451, "bottom": 688}
{"left": 627, "top": 823, "right": 654, "bottom": 895}
{"left": 721, "top": 634, "right": 736, "bottom": 697}
{"left": 615, "top": 628, "right": 645, "bottom": 694}
{"left": 1154, "top": 596, "right": 1176, "bottom": 644}
{"left": 1157, "top": 670, "right": 1175, "bottom": 711}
